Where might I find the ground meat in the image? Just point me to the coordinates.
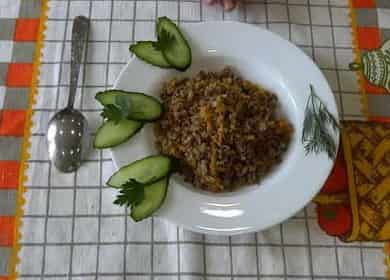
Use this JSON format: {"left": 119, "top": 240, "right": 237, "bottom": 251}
{"left": 155, "top": 68, "right": 293, "bottom": 192}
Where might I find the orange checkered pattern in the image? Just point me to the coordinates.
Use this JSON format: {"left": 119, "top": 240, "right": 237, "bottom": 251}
{"left": 0, "top": 0, "right": 42, "bottom": 279}
{"left": 351, "top": 0, "right": 376, "bottom": 9}
{"left": 353, "top": 2, "right": 383, "bottom": 95}
{"left": 349, "top": 0, "right": 390, "bottom": 120}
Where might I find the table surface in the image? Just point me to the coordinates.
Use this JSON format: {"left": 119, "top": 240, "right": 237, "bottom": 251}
{"left": 0, "top": 0, "right": 388, "bottom": 279}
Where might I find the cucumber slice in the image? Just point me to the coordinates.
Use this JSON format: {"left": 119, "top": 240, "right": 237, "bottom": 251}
{"left": 107, "top": 155, "right": 172, "bottom": 187}
{"left": 129, "top": 41, "right": 171, "bottom": 68}
{"left": 94, "top": 119, "right": 143, "bottom": 149}
{"left": 156, "top": 17, "right": 192, "bottom": 71}
{"left": 130, "top": 177, "right": 169, "bottom": 221}
{"left": 96, "top": 90, "right": 163, "bottom": 121}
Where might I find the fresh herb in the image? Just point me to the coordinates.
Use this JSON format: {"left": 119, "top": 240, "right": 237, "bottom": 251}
{"left": 153, "top": 28, "right": 175, "bottom": 51}
{"left": 302, "top": 85, "right": 339, "bottom": 160}
{"left": 100, "top": 95, "right": 131, "bottom": 124}
{"left": 100, "top": 104, "right": 123, "bottom": 124}
{"left": 115, "top": 95, "right": 131, "bottom": 115}
{"left": 113, "top": 178, "right": 147, "bottom": 207}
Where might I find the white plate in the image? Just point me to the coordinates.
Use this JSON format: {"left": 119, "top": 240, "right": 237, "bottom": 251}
{"left": 111, "top": 21, "right": 339, "bottom": 235}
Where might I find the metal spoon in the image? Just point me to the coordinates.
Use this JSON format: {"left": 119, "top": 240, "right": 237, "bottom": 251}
{"left": 47, "top": 16, "right": 90, "bottom": 173}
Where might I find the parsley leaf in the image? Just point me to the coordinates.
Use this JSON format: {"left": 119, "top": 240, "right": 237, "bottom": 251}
{"left": 100, "top": 104, "right": 123, "bottom": 124}
{"left": 100, "top": 95, "right": 131, "bottom": 124}
{"left": 115, "top": 95, "right": 131, "bottom": 117}
{"left": 153, "top": 28, "right": 175, "bottom": 51}
{"left": 113, "top": 178, "right": 146, "bottom": 207}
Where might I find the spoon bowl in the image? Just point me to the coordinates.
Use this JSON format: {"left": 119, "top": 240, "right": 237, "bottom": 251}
{"left": 47, "top": 108, "right": 89, "bottom": 172}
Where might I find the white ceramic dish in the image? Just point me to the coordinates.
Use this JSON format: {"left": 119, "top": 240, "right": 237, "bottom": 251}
{"left": 111, "top": 21, "right": 339, "bottom": 235}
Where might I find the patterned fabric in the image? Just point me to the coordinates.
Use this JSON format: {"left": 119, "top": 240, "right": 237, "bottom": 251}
{"left": 315, "top": 0, "right": 390, "bottom": 275}
{"left": 0, "top": 0, "right": 389, "bottom": 279}
{"left": 343, "top": 122, "right": 390, "bottom": 241}
{"left": 314, "top": 122, "right": 390, "bottom": 241}
{"left": 0, "top": 0, "right": 43, "bottom": 279}
{"left": 349, "top": 0, "right": 390, "bottom": 119}
{"left": 313, "top": 0, "right": 390, "bottom": 275}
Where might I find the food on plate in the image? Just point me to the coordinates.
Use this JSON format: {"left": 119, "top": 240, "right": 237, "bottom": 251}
{"left": 155, "top": 68, "right": 293, "bottom": 192}
{"left": 96, "top": 90, "right": 163, "bottom": 121}
{"left": 94, "top": 119, "right": 143, "bottom": 149}
{"left": 129, "top": 177, "right": 169, "bottom": 222}
{"left": 130, "top": 41, "right": 171, "bottom": 68}
{"left": 155, "top": 17, "right": 192, "bottom": 71}
{"left": 94, "top": 90, "right": 162, "bottom": 149}
{"left": 130, "top": 17, "right": 192, "bottom": 71}
{"left": 99, "top": 15, "right": 193, "bottom": 221}
{"left": 107, "top": 155, "right": 173, "bottom": 187}
{"left": 109, "top": 155, "right": 173, "bottom": 221}
{"left": 99, "top": 18, "right": 340, "bottom": 230}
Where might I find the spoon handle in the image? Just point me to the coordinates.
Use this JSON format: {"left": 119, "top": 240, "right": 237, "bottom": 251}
{"left": 68, "top": 16, "right": 89, "bottom": 109}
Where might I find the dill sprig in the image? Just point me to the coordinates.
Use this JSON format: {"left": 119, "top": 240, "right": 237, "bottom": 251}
{"left": 302, "top": 85, "right": 339, "bottom": 160}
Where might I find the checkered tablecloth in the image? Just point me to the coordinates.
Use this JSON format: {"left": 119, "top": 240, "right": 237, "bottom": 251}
{"left": 0, "top": 0, "right": 389, "bottom": 279}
